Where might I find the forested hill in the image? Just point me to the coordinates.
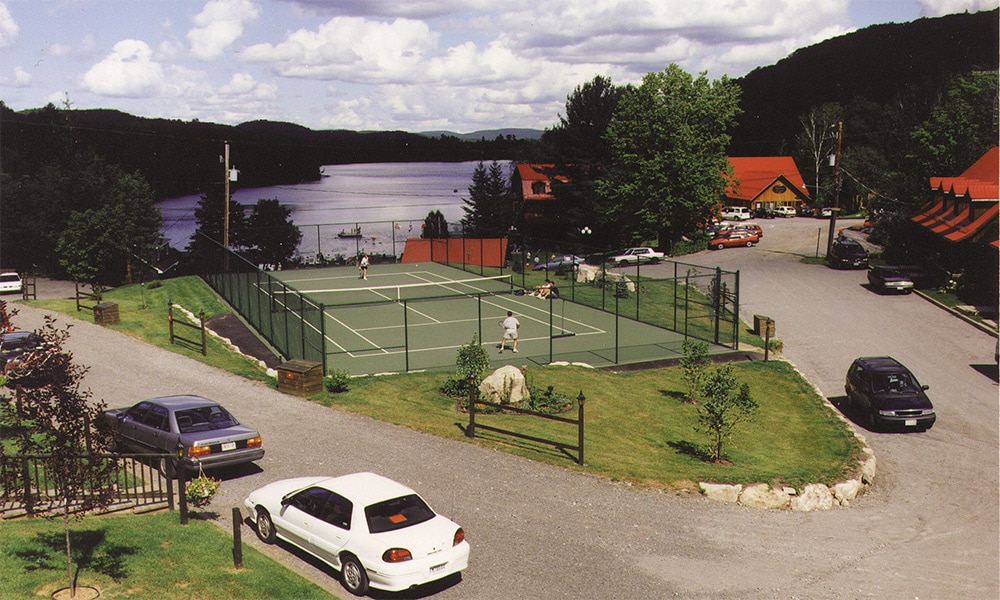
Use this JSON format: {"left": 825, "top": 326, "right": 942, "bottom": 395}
{"left": 731, "top": 9, "right": 999, "bottom": 156}
{"left": 0, "top": 105, "right": 536, "bottom": 199}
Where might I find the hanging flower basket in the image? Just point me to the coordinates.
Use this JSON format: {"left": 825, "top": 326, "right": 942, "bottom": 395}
{"left": 186, "top": 474, "right": 220, "bottom": 508}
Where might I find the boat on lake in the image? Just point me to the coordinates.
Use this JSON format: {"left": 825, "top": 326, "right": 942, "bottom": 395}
{"left": 337, "top": 226, "right": 362, "bottom": 238}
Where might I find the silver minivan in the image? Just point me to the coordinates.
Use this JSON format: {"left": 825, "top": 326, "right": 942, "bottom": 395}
{"left": 721, "top": 206, "right": 751, "bottom": 221}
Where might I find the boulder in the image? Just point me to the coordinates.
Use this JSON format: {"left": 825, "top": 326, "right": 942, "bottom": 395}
{"left": 790, "top": 483, "right": 836, "bottom": 512}
{"left": 832, "top": 479, "right": 864, "bottom": 505}
{"left": 577, "top": 264, "right": 600, "bottom": 283}
{"left": 699, "top": 482, "right": 742, "bottom": 503}
{"left": 479, "top": 365, "right": 529, "bottom": 405}
{"left": 738, "top": 483, "right": 791, "bottom": 510}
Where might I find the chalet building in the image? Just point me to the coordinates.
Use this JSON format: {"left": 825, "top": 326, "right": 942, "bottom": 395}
{"left": 724, "top": 156, "right": 811, "bottom": 212}
{"left": 910, "top": 146, "right": 998, "bottom": 303}
{"left": 511, "top": 164, "right": 563, "bottom": 223}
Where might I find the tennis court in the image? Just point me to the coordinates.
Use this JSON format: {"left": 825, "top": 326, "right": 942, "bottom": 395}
{"left": 259, "top": 262, "right": 713, "bottom": 375}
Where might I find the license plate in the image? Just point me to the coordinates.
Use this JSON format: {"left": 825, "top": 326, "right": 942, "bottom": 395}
{"left": 905, "top": 419, "right": 917, "bottom": 427}
{"left": 221, "top": 441, "right": 236, "bottom": 452}
{"left": 430, "top": 562, "right": 447, "bottom": 573}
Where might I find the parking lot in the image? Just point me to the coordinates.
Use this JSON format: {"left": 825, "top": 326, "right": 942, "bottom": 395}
{"left": 15, "top": 216, "right": 999, "bottom": 599}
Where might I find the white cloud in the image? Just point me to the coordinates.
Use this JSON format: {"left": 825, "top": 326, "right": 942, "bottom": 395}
{"left": 916, "top": 0, "right": 999, "bottom": 15}
{"left": 188, "top": 0, "right": 261, "bottom": 60}
{"left": 82, "top": 40, "right": 168, "bottom": 97}
{"left": 0, "top": 1, "right": 19, "bottom": 47}
{"left": 1, "top": 65, "right": 31, "bottom": 87}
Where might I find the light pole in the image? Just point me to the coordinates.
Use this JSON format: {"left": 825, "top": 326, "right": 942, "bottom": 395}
{"left": 825, "top": 122, "right": 843, "bottom": 257}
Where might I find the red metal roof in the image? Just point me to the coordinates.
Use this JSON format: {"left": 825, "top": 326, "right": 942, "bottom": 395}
{"left": 943, "top": 203, "right": 999, "bottom": 243}
{"left": 726, "top": 156, "right": 810, "bottom": 201}
{"left": 929, "top": 146, "right": 999, "bottom": 201}
{"left": 911, "top": 201, "right": 946, "bottom": 225}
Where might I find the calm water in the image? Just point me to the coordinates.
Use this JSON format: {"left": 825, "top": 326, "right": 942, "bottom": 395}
{"left": 158, "top": 161, "right": 499, "bottom": 259}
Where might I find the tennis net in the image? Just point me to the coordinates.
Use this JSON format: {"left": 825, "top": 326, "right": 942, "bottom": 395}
{"left": 264, "top": 273, "right": 514, "bottom": 308}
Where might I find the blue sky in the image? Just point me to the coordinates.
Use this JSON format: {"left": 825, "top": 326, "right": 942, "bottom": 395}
{"left": 0, "top": 0, "right": 995, "bottom": 132}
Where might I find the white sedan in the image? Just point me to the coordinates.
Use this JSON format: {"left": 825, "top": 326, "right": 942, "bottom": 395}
{"left": 244, "top": 472, "right": 469, "bottom": 596}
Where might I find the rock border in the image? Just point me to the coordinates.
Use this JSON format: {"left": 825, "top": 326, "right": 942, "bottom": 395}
{"left": 699, "top": 358, "right": 875, "bottom": 511}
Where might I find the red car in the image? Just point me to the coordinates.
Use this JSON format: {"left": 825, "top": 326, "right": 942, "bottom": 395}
{"left": 710, "top": 231, "right": 759, "bottom": 249}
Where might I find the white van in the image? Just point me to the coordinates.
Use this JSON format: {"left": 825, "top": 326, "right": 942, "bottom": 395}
{"left": 721, "top": 206, "right": 751, "bottom": 221}
{"left": 774, "top": 206, "right": 796, "bottom": 217}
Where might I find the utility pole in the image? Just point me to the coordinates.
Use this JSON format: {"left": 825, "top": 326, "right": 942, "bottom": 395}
{"left": 223, "top": 141, "right": 230, "bottom": 248}
{"left": 825, "top": 121, "right": 843, "bottom": 257}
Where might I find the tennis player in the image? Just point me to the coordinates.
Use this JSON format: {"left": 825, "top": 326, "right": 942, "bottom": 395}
{"left": 498, "top": 311, "right": 520, "bottom": 353}
{"left": 359, "top": 253, "right": 369, "bottom": 280}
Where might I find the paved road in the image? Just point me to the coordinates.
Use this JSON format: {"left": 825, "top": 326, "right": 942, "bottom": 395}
{"left": 15, "top": 218, "right": 998, "bottom": 599}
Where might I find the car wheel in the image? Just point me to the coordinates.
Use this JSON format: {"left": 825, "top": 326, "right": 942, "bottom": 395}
{"left": 340, "top": 554, "right": 369, "bottom": 596}
{"left": 745, "top": 240, "right": 753, "bottom": 247}
{"left": 157, "top": 457, "right": 176, "bottom": 477}
{"left": 255, "top": 507, "right": 276, "bottom": 543}
{"left": 865, "top": 408, "right": 880, "bottom": 432}
{"left": 716, "top": 243, "right": 725, "bottom": 250}
{"left": 617, "top": 261, "right": 629, "bottom": 268}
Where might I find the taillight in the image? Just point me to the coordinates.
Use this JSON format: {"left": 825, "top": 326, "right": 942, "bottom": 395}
{"left": 188, "top": 445, "right": 211, "bottom": 458}
{"left": 453, "top": 527, "right": 465, "bottom": 546}
{"left": 246, "top": 436, "right": 262, "bottom": 448}
{"left": 382, "top": 548, "right": 412, "bottom": 563}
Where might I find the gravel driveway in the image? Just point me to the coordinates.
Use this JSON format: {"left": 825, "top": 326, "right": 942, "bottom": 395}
{"left": 13, "top": 219, "right": 998, "bottom": 599}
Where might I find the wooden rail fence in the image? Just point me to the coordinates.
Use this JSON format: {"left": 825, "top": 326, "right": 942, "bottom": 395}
{"left": 168, "top": 303, "right": 207, "bottom": 356}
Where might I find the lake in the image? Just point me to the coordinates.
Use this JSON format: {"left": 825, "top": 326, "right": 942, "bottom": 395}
{"left": 158, "top": 161, "right": 500, "bottom": 260}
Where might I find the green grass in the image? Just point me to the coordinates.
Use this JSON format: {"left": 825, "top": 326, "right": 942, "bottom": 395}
{"left": 0, "top": 512, "right": 338, "bottom": 600}
{"left": 21, "top": 276, "right": 861, "bottom": 490}
{"left": 24, "top": 277, "right": 273, "bottom": 384}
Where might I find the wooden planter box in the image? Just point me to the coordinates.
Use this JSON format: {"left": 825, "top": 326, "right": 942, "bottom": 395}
{"left": 276, "top": 359, "right": 323, "bottom": 396}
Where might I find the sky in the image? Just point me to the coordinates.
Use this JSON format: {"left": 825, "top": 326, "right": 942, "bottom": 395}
{"left": 0, "top": 0, "right": 996, "bottom": 133}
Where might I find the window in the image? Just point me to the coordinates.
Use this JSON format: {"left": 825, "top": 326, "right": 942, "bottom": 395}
{"left": 365, "top": 494, "right": 435, "bottom": 533}
{"left": 322, "top": 493, "right": 353, "bottom": 530}
{"left": 290, "top": 487, "right": 331, "bottom": 519}
{"left": 531, "top": 181, "right": 547, "bottom": 195}
{"left": 143, "top": 405, "right": 170, "bottom": 431}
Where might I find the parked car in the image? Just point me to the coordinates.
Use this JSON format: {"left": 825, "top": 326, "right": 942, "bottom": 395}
{"left": 709, "top": 231, "right": 759, "bottom": 249}
{"left": 245, "top": 472, "right": 470, "bottom": 596}
{"left": 818, "top": 207, "right": 833, "bottom": 218}
{"left": 774, "top": 206, "right": 797, "bottom": 217}
{"left": 753, "top": 207, "right": 776, "bottom": 219}
{"left": 609, "top": 247, "right": 664, "bottom": 266}
{"left": 102, "top": 395, "right": 264, "bottom": 472}
{"left": 720, "top": 206, "right": 752, "bottom": 221}
{"left": 733, "top": 222, "right": 763, "bottom": 238}
{"left": 0, "top": 271, "right": 22, "bottom": 295}
{"left": 845, "top": 357, "right": 936, "bottom": 431}
{"left": 533, "top": 254, "right": 585, "bottom": 271}
{"left": 827, "top": 238, "right": 869, "bottom": 269}
{"left": 0, "top": 331, "right": 46, "bottom": 372}
{"left": 867, "top": 265, "right": 915, "bottom": 294}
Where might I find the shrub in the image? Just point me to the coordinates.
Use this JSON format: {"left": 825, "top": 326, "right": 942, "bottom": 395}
{"left": 767, "top": 338, "right": 784, "bottom": 355}
{"left": 186, "top": 474, "right": 220, "bottom": 508}
{"left": 325, "top": 368, "right": 352, "bottom": 393}
{"left": 440, "top": 377, "right": 469, "bottom": 397}
{"left": 679, "top": 339, "right": 711, "bottom": 404}
{"left": 456, "top": 334, "right": 490, "bottom": 384}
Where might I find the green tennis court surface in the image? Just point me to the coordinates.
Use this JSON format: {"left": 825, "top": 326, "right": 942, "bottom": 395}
{"left": 265, "top": 263, "right": 729, "bottom": 375}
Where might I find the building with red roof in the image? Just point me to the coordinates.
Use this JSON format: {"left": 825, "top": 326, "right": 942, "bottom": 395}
{"left": 724, "top": 156, "right": 811, "bottom": 213}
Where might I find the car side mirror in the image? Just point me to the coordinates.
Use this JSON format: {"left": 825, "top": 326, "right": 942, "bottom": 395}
{"left": 280, "top": 495, "right": 293, "bottom": 507}
{"left": 117, "top": 413, "right": 126, "bottom": 422}
{"left": 921, "top": 384, "right": 929, "bottom": 391}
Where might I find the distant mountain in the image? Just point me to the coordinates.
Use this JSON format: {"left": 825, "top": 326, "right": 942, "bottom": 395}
{"left": 731, "top": 9, "right": 998, "bottom": 155}
{"left": 419, "top": 128, "right": 544, "bottom": 141}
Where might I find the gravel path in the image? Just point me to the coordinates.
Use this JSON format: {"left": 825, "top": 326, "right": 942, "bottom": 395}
{"left": 14, "top": 220, "right": 998, "bottom": 599}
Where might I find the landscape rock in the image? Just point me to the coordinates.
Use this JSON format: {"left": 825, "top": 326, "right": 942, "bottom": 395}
{"left": 699, "top": 482, "right": 742, "bottom": 503}
{"left": 790, "top": 483, "right": 836, "bottom": 512}
{"left": 832, "top": 479, "right": 864, "bottom": 504}
{"left": 738, "top": 483, "right": 791, "bottom": 510}
{"left": 479, "top": 365, "right": 529, "bottom": 405}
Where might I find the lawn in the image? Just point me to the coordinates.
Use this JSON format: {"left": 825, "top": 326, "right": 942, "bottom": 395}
{"left": 0, "top": 512, "right": 338, "bottom": 600}
{"left": 24, "top": 276, "right": 862, "bottom": 489}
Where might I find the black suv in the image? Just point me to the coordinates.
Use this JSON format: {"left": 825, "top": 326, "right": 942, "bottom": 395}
{"left": 827, "top": 238, "right": 869, "bottom": 269}
{"left": 845, "top": 357, "right": 935, "bottom": 431}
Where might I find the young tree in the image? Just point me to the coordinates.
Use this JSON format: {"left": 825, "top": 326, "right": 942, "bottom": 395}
{"left": 795, "top": 103, "right": 842, "bottom": 208}
{"left": 0, "top": 317, "right": 117, "bottom": 599}
{"left": 242, "top": 198, "right": 303, "bottom": 268}
{"left": 679, "top": 339, "right": 711, "bottom": 404}
{"left": 461, "top": 161, "right": 512, "bottom": 236}
{"left": 597, "top": 64, "right": 742, "bottom": 249}
{"left": 696, "top": 364, "right": 758, "bottom": 463}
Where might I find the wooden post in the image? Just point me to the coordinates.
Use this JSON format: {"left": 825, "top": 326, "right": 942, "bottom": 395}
{"left": 466, "top": 376, "right": 476, "bottom": 438}
{"left": 168, "top": 303, "right": 175, "bottom": 345}
{"left": 577, "top": 392, "right": 586, "bottom": 465}
{"left": 199, "top": 311, "right": 207, "bottom": 356}
{"left": 232, "top": 507, "right": 244, "bottom": 569}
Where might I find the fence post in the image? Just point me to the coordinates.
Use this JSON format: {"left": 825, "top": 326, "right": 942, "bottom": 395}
{"left": 199, "top": 311, "right": 207, "bottom": 356}
{"left": 232, "top": 507, "right": 244, "bottom": 569}
{"left": 577, "top": 392, "right": 586, "bottom": 465}
{"left": 168, "top": 303, "right": 175, "bottom": 345}
{"left": 21, "top": 456, "right": 33, "bottom": 516}
{"left": 466, "top": 376, "right": 476, "bottom": 438}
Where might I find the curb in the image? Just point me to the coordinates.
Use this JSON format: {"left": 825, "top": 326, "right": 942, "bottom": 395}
{"left": 913, "top": 289, "right": 998, "bottom": 337}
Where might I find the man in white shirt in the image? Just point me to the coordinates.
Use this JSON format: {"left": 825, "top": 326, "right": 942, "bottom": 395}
{"left": 498, "top": 311, "right": 520, "bottom": 353}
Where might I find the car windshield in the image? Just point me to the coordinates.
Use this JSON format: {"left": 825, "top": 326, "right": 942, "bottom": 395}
{"left": 837, "top": 244, "right": 865, "bottom": 256}
{"left": 872, "top": 372, "right": 918, "bottom": 393}
{"left": 175, "top": 405, "right": 238, "bottom": 433}
{"left": 0, "top": 274, "right": 20, "bottom": 283}
{"left": 365, "top": 494, "right": 435, "bottom": 533}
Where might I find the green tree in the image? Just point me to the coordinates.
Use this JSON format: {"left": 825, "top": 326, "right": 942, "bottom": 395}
{"left": 598, "top": 64, "right": 742, "bottom": 249}
{"left": 696, "top": 364, "right": 758, "bottom": 463}
{"left": 421, "top": 210, "right": 450, "bottom": 239}
{"left": 795, "top": 103, "right": 842, "bottom": 209}
{"left": 456, "top": 334, "right": 490, "bottom": 384}
{"left": 540, "top": 75, "right": 629, "bottom": 245}
{"left": 0, "top": 317, "right": 118, "bottom": 599}
{"left": 679, "top": 339, "right": 711, "bottom": 404}
{"left": 54, "top": 162, "right": 162, "bottom": 286}
{"left": 242, "top": 198, "right": 302, "bottom": 268}
{"left": 462, "top": 161, "right": 511, "bottom": 236}
{"left": 187, "top": 186, "right": 247, "bottom": 256}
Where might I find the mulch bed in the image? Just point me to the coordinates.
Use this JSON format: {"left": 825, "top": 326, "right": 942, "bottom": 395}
{"left": 204, "top": 314, "right": 283, "bottom": 369}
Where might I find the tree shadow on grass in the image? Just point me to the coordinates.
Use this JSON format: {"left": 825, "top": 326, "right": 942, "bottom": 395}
{"left": 13, "top": 529, "right": 138, "bottom": 582}
{"left": 667, "top": 440, "right": 714, "bottom": 463}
